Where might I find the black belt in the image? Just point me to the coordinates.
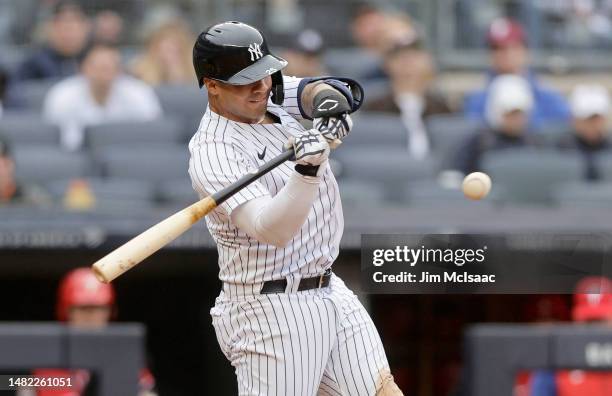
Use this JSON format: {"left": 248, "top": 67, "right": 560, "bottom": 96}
{"left": 260, "top": 269, "right": 332, "bottom": 294}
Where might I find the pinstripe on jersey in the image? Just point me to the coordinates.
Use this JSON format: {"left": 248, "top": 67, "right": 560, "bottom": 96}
{"left": 211, "top": 274, "right": 390, "bottom": 396}
{"left": 188, "top": 76, "right": 344, "bottom": 298}
{"left": 189, "top": 75, "right": 393, "bottom": 396}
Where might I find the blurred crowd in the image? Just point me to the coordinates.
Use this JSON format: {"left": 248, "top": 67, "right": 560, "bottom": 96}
{"left": 0, "top": 0, "right": 611, "bottom": 211}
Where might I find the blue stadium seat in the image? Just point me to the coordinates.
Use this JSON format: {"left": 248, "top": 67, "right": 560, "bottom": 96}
{"left": 155, "top": 84, "right": 208, "bottom": 139}
{"left": 13, "top": 145, "right": 94, "bottom": 183}
{"left": 347, "top": 112, "right": 407, "bottom": 147}
{"left": 157, "top": 178, "right": 198, "bottom": 206}
{"left": 595, "top": 153, "right": 612, "bottom": 181}
{"left": 85, "top": 118, "right": 182, "bottom": 149}
{"left": 426, "top": 114, "right": 482, "bottom": 168}
{"left": 0, "top": 112, "right": 60, "bottom": 145}
{"left": 323, "top": 48, "right": 381, "bottom": 79}
{"left": 334, "top": 147, "right": 438, "bottom": 202}
{"left": 553, "top": 181, "right": 612, "bottom": 209}
{"left": 18, "top": 79, "right": 59, "bottom": 111}
{"left": 97, "top": 144, "right": 189, "bottom": 183}
{"left": 337, "top": 178, "right": 386, "bottom": 206}
{"left": 482, "top": 149, "right": 582, "bottom": 205}
{"left": 46, "top": 177, "right": 155, "bottom": 202}
{"left": 404, "top": 179, "right": 498, "bottom": 208}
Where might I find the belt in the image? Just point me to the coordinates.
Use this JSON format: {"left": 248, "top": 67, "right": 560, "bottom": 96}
{"left": 260, "top": 269, "right": 332, "bottom": 294}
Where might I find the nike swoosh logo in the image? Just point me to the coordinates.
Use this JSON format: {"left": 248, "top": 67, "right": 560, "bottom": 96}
{"left": 257, "top": 147, "right": 267, "bottom": 160}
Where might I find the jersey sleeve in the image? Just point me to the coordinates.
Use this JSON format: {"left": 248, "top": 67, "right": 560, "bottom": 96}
{"left": 280, "top": 75, "right": 308, "bottom": 121}
{"left": 189, "top": 133, "right": 270, "bottom": 215}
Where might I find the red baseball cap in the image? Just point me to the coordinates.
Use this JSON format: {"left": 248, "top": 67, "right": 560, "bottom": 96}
{"left": 56, "top": 268, "right": 115, "bottom": 321}
{"left": 487, "top": 18, "right": 525, "bottom": 48}
{"left": 572, "top": 276, "right": 612, "bottom": 322}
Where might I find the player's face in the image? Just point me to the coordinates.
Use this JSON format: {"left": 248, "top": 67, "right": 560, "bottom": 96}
{"left": 68, "top": 305, "right": 112, "bottom": 329}
{"left": 207, "top": 76, "right": 272, "bottom": 123}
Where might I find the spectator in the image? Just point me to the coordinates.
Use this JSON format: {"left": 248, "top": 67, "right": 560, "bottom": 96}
{"left": 454, "top": 74, "right": 540, "bottom": 174}
{"left": 531, "top": 276, "right": 612, "bottom": 396}
{"left": 17, "top": 267, "right": 157, "bottom": 396}
{"left": 130, "top": 20, "right": 195, "bottom": 86}
{"left": 364, "top": 34, "right": 452, "bottom": 159}
{"left": 557, "top": 84, "right": 611, "bottom": 180}
{"left": 92, "top": 9, "right": 125, "bottom": 45}
{"left": 350, "top": 5, "right": 419, "bottom": 80}
{"left": 0, "top": 135, "right": 51, "bottom": 207}
{"left": 464, "top": 18, "right": 571, "bottom": 129}
{"left": 43, "top": 44, "right": 162, "bottom": 151}
{"left": 13, "top": 0, "right": 91, "bottom": 82}
{"left": 281, "top": 29, "right": 327, "bottom": 77}
{"left": 350, "top": 4, "right": 388, "bottom": 55}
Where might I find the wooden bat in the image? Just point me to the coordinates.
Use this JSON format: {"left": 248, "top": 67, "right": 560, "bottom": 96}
{"left": 92, "top": 139, "right": 340, "bottom": 283}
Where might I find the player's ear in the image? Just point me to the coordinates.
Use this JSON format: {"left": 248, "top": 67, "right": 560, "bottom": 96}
{"left": 204, "top": 78, "right": 217, "bottom": 94}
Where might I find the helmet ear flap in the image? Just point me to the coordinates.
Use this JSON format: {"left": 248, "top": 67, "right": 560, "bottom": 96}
{"left": 270, "top": 70, "right": 284, "bottom": 105}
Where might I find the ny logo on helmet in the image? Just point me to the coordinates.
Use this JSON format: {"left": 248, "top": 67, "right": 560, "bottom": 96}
{"left": 248, "top": 43, "right": 263, "bottom": 61}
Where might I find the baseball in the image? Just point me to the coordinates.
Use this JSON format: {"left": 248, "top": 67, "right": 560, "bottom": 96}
{"left": 462, "top": 172, "right": 492, "bottom": 200}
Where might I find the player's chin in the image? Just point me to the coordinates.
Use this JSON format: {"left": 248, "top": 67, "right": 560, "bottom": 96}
{"left": 246, "top": 99, "right": 267, "bottom": 115}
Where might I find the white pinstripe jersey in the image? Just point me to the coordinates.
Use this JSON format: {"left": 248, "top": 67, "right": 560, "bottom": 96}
{"left": 188, "top": 76, "right": 344, "bottom": 294}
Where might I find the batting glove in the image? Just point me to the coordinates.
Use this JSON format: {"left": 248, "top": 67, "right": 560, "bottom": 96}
{"left": 314, "top": 114, "right": 353, "bottom": 148}
{"left": 285, "top": 130, "right": 330, "bottom": 176}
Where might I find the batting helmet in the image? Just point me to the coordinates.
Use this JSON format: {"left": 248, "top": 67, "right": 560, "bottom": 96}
{"left": 572, "top": 276, "right": 612, "bottom": 322}
{"left": 56, "top": 268, "right": 115, "bottom": 321}
{"left": 193, "top": 21, "right": 287, "bottom": 105}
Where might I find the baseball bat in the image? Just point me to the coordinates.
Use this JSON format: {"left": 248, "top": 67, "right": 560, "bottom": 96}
{"left": 92, "top": 148, "right": 296, "bottom": 283}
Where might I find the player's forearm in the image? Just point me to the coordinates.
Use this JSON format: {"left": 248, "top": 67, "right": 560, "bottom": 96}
{"left": 300, "top": 82, "right": 333, "bottom": 118}
{"left": 231, "top": 169, "right": 323, "bottom": 247}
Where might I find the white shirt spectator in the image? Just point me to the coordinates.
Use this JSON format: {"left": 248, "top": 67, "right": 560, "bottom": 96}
{"left": 43, "top": 75, "right": 162, "bottom": 150}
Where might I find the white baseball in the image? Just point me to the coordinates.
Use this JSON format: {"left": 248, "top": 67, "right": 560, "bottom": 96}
{"left": 462, "top": 172, "right": 492, "bottom": 200}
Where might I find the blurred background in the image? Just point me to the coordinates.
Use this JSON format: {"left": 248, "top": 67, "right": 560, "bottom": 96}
{"left": 1, "top": 0, "right": 612, "bottom": 395}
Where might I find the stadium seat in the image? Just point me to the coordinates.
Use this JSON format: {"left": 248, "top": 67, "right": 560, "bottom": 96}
{"left": 323, "top": 48, "right": 381, "bottom": 79}
{"left": 18, "top": 79, "right": 58, "bottom": 111}
{"left": 426, "top": 114, "right": 482, "bottom": 168}
{"left": 85, "top": 118, "right": 182, "bottom": 149}
{"left": 46, "top": 177, "right": 155, "bottom": 202}
{"left": 553, "top": 181, "right": 612, "bottom": 209}
{"left": 595, "top": 153, "right": 612, "bottom": 181}
{"left": 0, "top": 112, "right": 60, "bottom": 145}
{"left": 13, "top": 146, "right": 94, "bottom": 183}
{"left": 157, "top": 178, "right": 198, "bottom": 206}
{"left": 361, "top": 79, "right": 392, "bottom": 104}
{"left": 155, "top": 84, "right": 208, "bottom": 139}
{"left": 347, "top": 112, "right": 407, "bottom": 148}
{"left": 537, "top": 122, "right": 570, "bottom": 145}
{"left": 0, "top": 45, "right": 24, "bottom": 72}
{"left": 334, "top": 147, "right": 438, "bottom": 202}
{"left": 97, "top": 144, "right": 189, "bottom": 183}
{"left": 482, "top": 149, "right": 582, "bottom": 205}
{"left": 404, "top": 180, "right": 498, "bottom": 208}
{"left": 337, "top": 178, "right": 386, "bottom": 206}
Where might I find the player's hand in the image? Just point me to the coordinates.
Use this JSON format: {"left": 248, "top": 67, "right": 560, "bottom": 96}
{"left": 314, "top": 114, "right": 353, "bottom": 148}
{"left": 285, "top": 130, "right": 330, "bottom": 167}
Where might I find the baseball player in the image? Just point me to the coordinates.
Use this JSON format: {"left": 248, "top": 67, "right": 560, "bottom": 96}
{"left": 17, "top": 268, "right": 156, "bottom": 396}
{"left": 189, "top": 21, "right": 403, "bottom": 396}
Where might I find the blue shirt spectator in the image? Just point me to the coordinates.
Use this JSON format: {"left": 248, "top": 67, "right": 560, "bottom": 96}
{"left": 464, "top": 18, "right": 570, "bottom": 129}
{"left": 12, "top": 1, "right": 90, "bottom": 82}
{"left": 465, "top": 71, "right": 570, "bottom": 129}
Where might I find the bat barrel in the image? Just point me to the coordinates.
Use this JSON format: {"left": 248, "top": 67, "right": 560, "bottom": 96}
{"left": 92, "top": 196, "right": 217, "bottom": 283}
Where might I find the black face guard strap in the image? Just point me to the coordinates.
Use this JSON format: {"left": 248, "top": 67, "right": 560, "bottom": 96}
{"left": 271, "top": 70, "right": 284, "bottom": 105}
